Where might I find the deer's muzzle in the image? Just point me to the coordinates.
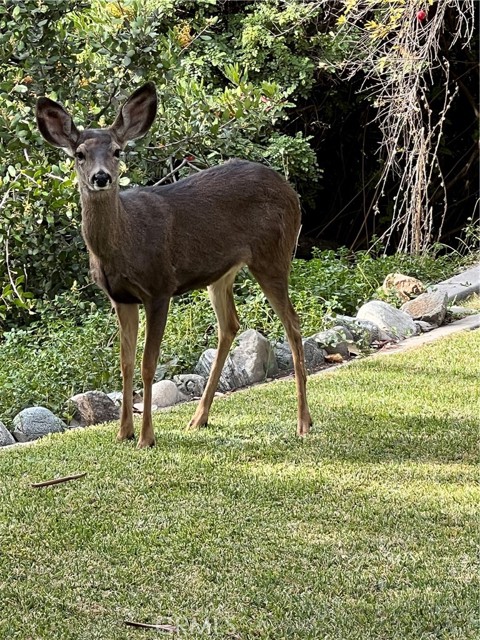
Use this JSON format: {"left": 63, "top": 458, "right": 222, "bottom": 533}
{"left": 91, "top": 170, "right": 112, "bottom": 190}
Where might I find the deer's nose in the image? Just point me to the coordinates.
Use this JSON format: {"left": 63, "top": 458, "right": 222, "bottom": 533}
{"left": 91, "top": 170, "right": 112, "bottom": 189}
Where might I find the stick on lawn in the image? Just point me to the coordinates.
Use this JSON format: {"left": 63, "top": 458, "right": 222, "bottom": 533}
{"left": 124, "top": 620, "right": 178, "bottom": 632}
{"left": 31, "top": 472, "right": 87, "bottom": 488}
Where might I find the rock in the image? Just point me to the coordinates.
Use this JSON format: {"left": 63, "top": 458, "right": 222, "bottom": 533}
{"left": 107, "top": 391, "right": 123, "bottom": 406}
{"left": 401, "top": 290, "right": 448, "bottom": 327}
{"left": 382, "top": 273, "right": 425, "bottom": 302}
{"left": 195, "top": 349, "right": 233, "bottom": 393}
{"left": 151, "top": 380, "right": 182, "bottom": 407}
{"left": 0, "top": 421, "right": 15, "bottom": 446}
{"left": 274, "top": 341, "right": 294, "bottom": 371}
{"left": 274, "top": 337, "right": 325, "bottom": 372}
{"left": 196, "top": 329, "right": 278, "bottom": 392}
{"left": 356, "top": 300, "right": 418, "bottom": 340}
{"left": 448, "top": 305, "right": 478, "bottom": 318}
{"left": 429, "top": 264, "right": 480, "bottom": 302}
{"left": 332, "top": 325, "right": 354, "bottom": 341}
{"left": 173, "top": 374, "right": 206, "bottom": 399}
{"left": 12, "top": 407, "right": 66, "bottom": 442}
{"left": 133, "top": 391, "right": 143, "bottom": 404}
{"left": 134, "top": 402, "right": 156, "bottom": 413}
{"left": 355, "top": 319, "right": 394, "bottom": 342}
{"left": 69, "top": 391, "right": 120, "bottom": 428}
{"left": 311, "top": 328, "right": 351, "bottom": 358}
{"left": 415, "top": 321, "right": 436, "bottom": 333}
{"left": 330, "top": 315, "right": 375, "bottom": 344}
{"left": 234, "top": 329, "right": 278, "bottom": 381}
{"left": 303, "top": 338, "right": 327, "bottom": 369}
{"left": 329, "top": 314, "right": 393, "bottom": 344}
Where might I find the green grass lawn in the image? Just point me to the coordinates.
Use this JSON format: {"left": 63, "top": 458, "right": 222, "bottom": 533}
{"left": 1, "top": 331, "right": 479, "bottom": 639}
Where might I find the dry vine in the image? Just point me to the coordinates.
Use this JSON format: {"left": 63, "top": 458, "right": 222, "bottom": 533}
{"left": 334, "top": 0, "right": 476, "bottom": 253}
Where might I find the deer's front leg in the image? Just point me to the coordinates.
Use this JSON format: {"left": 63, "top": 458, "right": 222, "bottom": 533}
{"left": 139, "top": 297, "right": 170, "bottom": 449}
{"left": 115, "top": 303, "right": 139, "bottom": 442}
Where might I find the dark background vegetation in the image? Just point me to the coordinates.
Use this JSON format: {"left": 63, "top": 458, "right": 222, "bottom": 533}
{"left": 0, "top": 0, "right": 478, "bottom": 329}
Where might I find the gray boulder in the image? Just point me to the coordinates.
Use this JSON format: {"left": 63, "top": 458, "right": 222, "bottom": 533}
{"left": 274, "top": 337, "right": 326, "bottom": 372}
{"left": 12, "top": 407, "right": 66, "bottom": 442}
{"left": 273, "top": 341, "right": 294, "bottom": 371}
{"left": 401, "top": 290, "right": 448, "bottom": 327}
{"left": 355, "top": 318, "right": 394, "bottom": 342}
{"left": 415, "top": 321, "right": 436, "bottom": 333}
{"left": 234, "top": 329, "right": 278, "bottom": 382}
{"left": 356, "top": 300, "right": 418, "bottom": 340}
{"left": 107, "top": 391, "right": 123, "bottom": 406}
{"left": 0, "top": 421, "right": 15, "bottom": 446}
{"left": 173, "top": 374, "right": 206, "bottom": 399}
{"left": 151, "top": 380, "right": 182, "bottom": 408}
{"left": 448, "top": 305, "right": 478, "bottom": 319}
{"left": 311, "top": 328, "right": 351, "bottom": 358}
{"left": 332, "top": 325, "right": 354, "bottom": 341}
{"left": 303, "top": 337, "right": 327, "bottom": 369}
{"left": 329, "top": 314, "right": 391, "bottom": 344}
{"left": 195, "top": 349, "right": 234, "bottom": 393}
{"left": 196, "top": 329, "right": 278, "bottom": 392}
{"left": 69, "top": 391, "right": 120, "bottom": 428}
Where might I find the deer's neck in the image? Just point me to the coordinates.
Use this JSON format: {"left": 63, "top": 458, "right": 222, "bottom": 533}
{"left": 79, "top": 186, "right": 125, "bottom": 258}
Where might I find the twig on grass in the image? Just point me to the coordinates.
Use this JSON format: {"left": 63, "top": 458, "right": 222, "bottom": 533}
{"left": 124, "top": 620, "right": 178, "bottom": 633}
{"left": 31, "top": 472, "right": 87, "bottom": 488}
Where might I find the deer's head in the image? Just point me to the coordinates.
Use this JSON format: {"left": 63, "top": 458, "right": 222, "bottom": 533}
{"left": 36, "top": 83, "right": 157, "bottom": 191}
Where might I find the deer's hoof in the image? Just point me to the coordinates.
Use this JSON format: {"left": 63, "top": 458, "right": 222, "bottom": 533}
{"left": 297, "top": 417, "right": 312, "bottom": 437}
{"left": 116, "top": 431, "right": 135, "bottom": 443}
{"left": 137, "top": 438, "right": 155, "bottom": 449}
{"left": 187, "top": 417, "right": 208, "bottom": 430}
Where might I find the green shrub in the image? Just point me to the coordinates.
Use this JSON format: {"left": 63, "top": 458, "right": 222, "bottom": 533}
{"left": 0, "top": 308, "right": 120, "bottom": 424}
{"left": 0, "top": 0, "right": 323, "bottom": 329}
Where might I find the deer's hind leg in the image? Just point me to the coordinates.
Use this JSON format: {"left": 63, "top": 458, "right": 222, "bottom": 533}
{"left": 249, "top": 266, "right": 312, "bottom": 436}
{"left": 188, "top": 266, "right": 241, "bottom": 429}
{"left": 115, "top": 303, "right": 139, "bottom": 442}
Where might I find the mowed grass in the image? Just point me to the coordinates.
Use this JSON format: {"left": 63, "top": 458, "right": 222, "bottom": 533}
{"left": 1, "top": 331, "right": 479, "bottom": 640}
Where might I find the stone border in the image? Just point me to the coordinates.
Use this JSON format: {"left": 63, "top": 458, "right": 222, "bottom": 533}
{"left": 350, "top": 312, "right": 480, "bottom": 360}
{"left": 1, "top": 263, "right": 478, "bottom": 450}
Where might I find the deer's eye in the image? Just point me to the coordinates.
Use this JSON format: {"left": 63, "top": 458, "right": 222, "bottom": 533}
{"left": 75, "top": 151, "right": 85, "bottom": 161}
{"left": 113, "top": 149, "right": 121, "bottom": 159}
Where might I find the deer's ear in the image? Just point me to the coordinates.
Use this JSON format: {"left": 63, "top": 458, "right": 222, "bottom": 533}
{"left": 36, "top": 98, "right": 80, "bottom": 155}
{"left": 110, "top": 82, "right": 157, "bottom": 145}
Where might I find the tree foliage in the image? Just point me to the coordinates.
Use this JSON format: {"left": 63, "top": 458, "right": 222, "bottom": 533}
{"left": 0, "top": 0, "right": 325, "bottom": 329}
{"left": 0, "top": 0, "right": 477, "bottom": 331}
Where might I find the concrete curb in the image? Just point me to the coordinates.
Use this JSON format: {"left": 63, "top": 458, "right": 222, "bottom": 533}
{"left": 429, "top": 263, "right": 480, "bottom": 302}
{"left": 372, "top": 313, "right": 480, "bottom": 358}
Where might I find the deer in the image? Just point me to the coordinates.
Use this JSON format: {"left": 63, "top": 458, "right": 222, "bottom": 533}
{"left": 36, "top": 82, "right": 312, "bottom": 448}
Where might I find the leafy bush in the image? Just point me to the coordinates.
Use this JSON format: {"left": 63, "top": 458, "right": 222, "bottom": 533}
{"left": 0, "top": 307, "right": 119, "bottom": 423}
{"left": 0, "top": 248, "right": 469, "bottom": 424}
{"left": 0, "top": 0, "right": 323, "bottom": 330}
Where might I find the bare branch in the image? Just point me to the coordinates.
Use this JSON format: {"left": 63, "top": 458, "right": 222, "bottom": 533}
{"left": 31, "top": 473, "right": 87, "bottom": 488}
{"left": 336, "top": 0, "right": 476, "bottom": 253}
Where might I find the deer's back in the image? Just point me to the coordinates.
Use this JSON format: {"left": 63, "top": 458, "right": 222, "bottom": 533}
{"left": 119, "top": 159, "right": 301, "bottom": 296}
